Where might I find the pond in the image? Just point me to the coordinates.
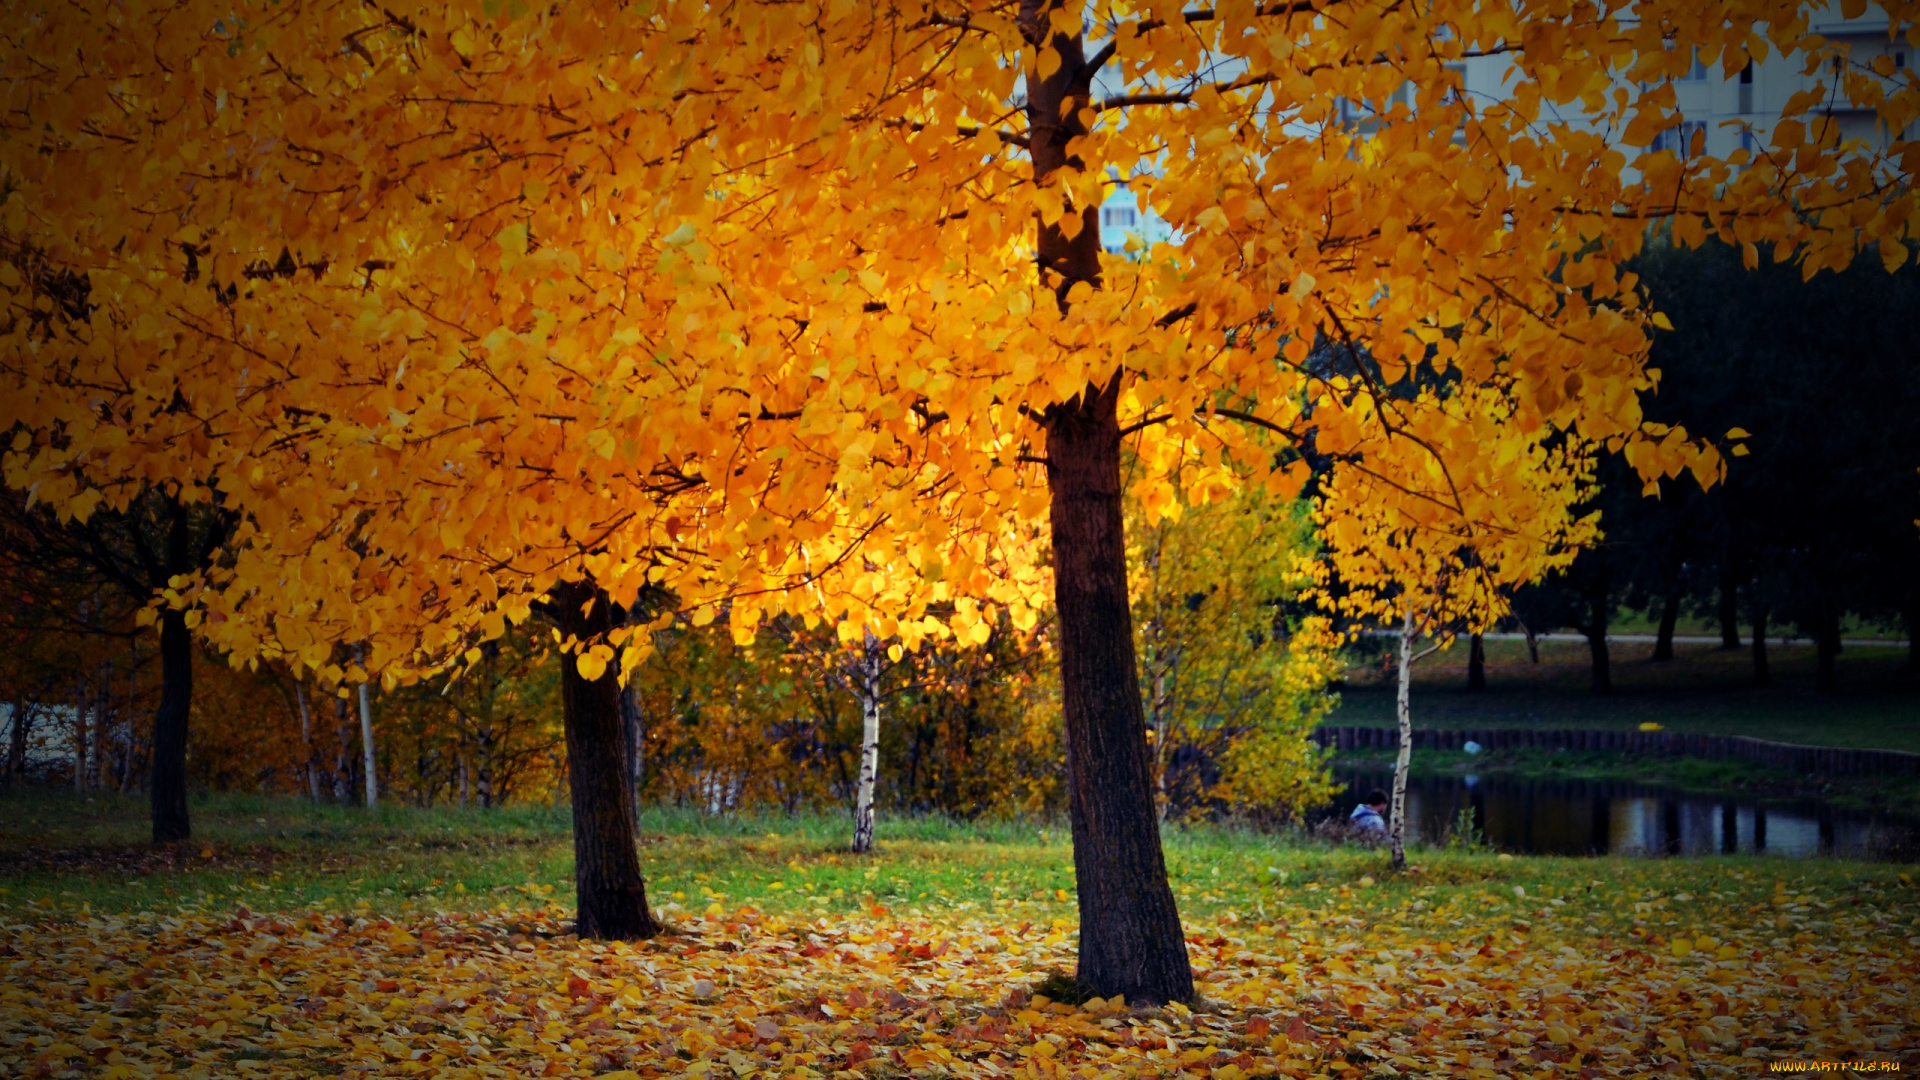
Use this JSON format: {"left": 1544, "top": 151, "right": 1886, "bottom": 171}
{"left": 1318, "top": 769, "right": 1919, "bottom": 859}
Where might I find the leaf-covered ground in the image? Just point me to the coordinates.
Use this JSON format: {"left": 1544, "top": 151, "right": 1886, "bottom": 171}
{"left": 3, "top": 793, "right": 1917, "bottom": 1077}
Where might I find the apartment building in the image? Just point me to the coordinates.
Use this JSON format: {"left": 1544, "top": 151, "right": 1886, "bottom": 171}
{"left": 1095, "top": 3, "right": 1908, "bottom": 254}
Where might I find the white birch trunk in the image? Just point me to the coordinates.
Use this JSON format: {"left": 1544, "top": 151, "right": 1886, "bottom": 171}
{"left": 355, "top": 645, "right": 377, "bottom": 809}
{"left": 1391, "top": 609, "right": 1416, "bottom": 870}
{"left": 294, "top": 682, "right": 322, "bottom": 803}
{"left": 851, "top": 631, "right": 883, "bottom": 854}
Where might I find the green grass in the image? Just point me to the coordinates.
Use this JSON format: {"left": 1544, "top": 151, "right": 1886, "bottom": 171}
{"left": 2, "top": 789, "right": 1913, "bottom": 945}
{"left": 1330, "top": 638, "right": 1920, "bottom": 752}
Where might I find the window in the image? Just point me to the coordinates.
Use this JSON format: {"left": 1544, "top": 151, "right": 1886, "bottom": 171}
{"left": 1679, "top": 47, "right": 1709, "bottom": 82}
{"left": 1101, "top": 207, "right": 1138, "bottom": 228}
{"left": 1739, "top": 61, "right": 1754, "bottom": 113}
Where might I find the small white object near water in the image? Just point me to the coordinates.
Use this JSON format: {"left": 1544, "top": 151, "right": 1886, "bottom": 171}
{"left": 1463, "top": 740, "right": 1483, "bottom": 755}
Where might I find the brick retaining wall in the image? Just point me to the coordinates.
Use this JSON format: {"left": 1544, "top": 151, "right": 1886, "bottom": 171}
{"left": 1310, "top": 725, "right": 1920, "bottom": 776}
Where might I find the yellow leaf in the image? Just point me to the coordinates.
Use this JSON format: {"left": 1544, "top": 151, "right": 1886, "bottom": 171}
{"left": 1880, "top": 236, "right": 1908, "bottom": 273}
{"left": 1037, "top": 46, "right": 1063, "bottom": 81}
{"left": 1651, "top": 311, "right": 1674, "bottom": 331}
{"left": 576, "top": 648, "right": 609, "bottom": 683}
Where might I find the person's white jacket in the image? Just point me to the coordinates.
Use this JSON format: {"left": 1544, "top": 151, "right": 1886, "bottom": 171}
{"left": 1349, "top": 803, "right": 1387, "bottom": 834}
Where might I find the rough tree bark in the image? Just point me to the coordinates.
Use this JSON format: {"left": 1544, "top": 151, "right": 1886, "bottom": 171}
{"left": 1652, "top": 586, "right": 1681, "bottom": 662}
{"left": 851, "top": 630, "right": 883, "bottom": 854}
{"left": 150, "top": 605, "right": 193, "bottom": 843}
{"left": 1021, "top": 0, "right": 1192, "bottom": 1006}
{"left": 143, "top": 493, "right": 234, "bottom": 843}
{"left": 1464, "top": 633, "right": 1485, "bottom": 692}
{"left": 1583, "top": 586, "right": 1612, "bottom": 695}
{"left": 1750, "top": 602, "right": 1771, "bottom": 686}
{"left": 550, "top": 577, "right": 659, "bottom": 941}
{"left": 1391, "top": 612, "right": 1417, "bottom": 871}
{"left": 1043, "top": 383, "right": 1194, "bottom": 1004}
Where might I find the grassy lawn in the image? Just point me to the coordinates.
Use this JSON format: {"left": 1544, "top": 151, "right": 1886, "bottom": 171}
{"left": 3, "top": 790, "right": 1912, "bottom": 926}
{"left": 1329, "top": 638, "right": 1920, "bottom": 753}
{"left": 3, "top": 791, "right": 1916, "bottom": 1078}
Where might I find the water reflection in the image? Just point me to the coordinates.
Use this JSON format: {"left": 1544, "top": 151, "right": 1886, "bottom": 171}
{"left": 1321, "top": 770, "right": 1915, "bottom": 859}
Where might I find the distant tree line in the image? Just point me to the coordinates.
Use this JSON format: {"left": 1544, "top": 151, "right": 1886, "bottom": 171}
{"left": 1505, "top": 237, "right": 1920, "bottom": 693}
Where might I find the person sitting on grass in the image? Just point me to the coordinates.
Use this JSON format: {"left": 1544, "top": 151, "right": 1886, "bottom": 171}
{"left": 1349, "top": 789, "right": 1389, "bottom": 836}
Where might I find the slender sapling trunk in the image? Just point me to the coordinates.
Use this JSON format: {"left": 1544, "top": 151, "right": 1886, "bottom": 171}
{"left": 1391, "top": 611, "right": 1417, "bottom": 871}
{"left": 851, "top": 631, "right": 884, "bottom": 854}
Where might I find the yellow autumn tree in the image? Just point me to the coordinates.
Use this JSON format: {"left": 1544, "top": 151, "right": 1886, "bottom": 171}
{"left": 7, "top": 0, "right": 1919, "bottom": 1000}
{"left": 1129, "top": 476, "right": 1338, "bottom": 823}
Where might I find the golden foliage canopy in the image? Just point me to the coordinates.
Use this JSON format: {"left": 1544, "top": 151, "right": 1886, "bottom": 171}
{"left": 4, "top": 0, "right": 1915, "bottom": 669}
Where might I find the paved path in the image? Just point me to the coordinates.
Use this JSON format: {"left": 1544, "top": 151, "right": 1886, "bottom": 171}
{"left": 1478, "top": 631, "right": 1910, "bottom": 648}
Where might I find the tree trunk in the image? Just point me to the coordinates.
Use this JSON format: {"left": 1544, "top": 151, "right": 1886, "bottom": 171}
{"left": 355, "top": 647, "right": 378, "bottom": 809}
{"left": 72, "top": 681, "right": 90, "bottom": 793}
{"left": 477, "top": 727, "right": 495, "bottom": 808}
{"left": 1391, "top": 611, "right": 1416, "bottom": 871}
{"left": 1717, "top": 563, "right": 1741, "bottom": 649}
{"left": 851, "top": 631, "right": 883, "bottom": 854}
{"left": 1652, "top": 586, "right": 1681, "bottom": 662}
{"left": 551, "top": 578, "right": 660, "bottom": 940}
{"left": 621, "top": 682, "right": 644, "bottom": 831}
{"left": 1584, "top": 590, "right": 1612, "bottom": 695}
{"left": 1465, "top": 633, "right": 1486, "bottom": 692}
{"left": 1750, "top": 603, "right": 1771, "bottom": 687}
{"left": 1813, "top": 611, "right": 1840, "bottom": 694}
{"left": 120, "top": 638, "right": 140, "bottom": 791}
{"left": 90, "top": 661, "right": 110, "bottom": 791}
{"left": 332, "top": 693, "right": 354, "bottom": 804}
{"left": 1025, "top": 0, "right": 1191, "bottom": 1006}
{"left": 6, "top": 698, "right": 28, "bottom": 781}
{"left": 1043, "top": 383, "right": 1194, "bottom": 1005}
{"left": 295, "top": 682, "right": 322, "bottom": 804}
{"left": 150, "top": 606, "right": 193, "bottom": 844}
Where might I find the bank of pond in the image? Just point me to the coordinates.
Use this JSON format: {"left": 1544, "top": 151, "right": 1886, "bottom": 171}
{"left": 1320, "top": 768, "right": 1919, "bottom": 860}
